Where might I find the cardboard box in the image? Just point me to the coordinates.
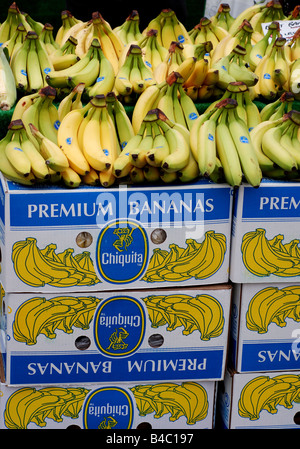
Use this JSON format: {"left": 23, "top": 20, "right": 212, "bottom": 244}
{"left": 0, "top": 175, "right": 233, "bottom": 293}
{"left": 217, "top": 368, "right": 300, "bottom": 429}
{"left": 230, "top": 180, "right": 300, "bottom": 284}
{"left": 0, "top": 284, "right": 231, "bottom": 386}
{"left": 229, "top": 283, "right": 300, "bottom": 373}
{"left": 0, "top": 379, "right": 217, "bottom": 429}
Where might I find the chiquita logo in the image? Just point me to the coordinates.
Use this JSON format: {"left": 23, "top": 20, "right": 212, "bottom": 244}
{"left": 96, "top": 219, "right": 148, "bottom": 284}
{"left": 83, "top": 387, "right": 134, "bottom": 429}
{"left": 94, "top": 296, "right": 145, "bottom": 357}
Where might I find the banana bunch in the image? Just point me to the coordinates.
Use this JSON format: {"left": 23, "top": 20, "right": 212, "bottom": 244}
{"left": 4, "top": 386, "right": 90, "bottom": 429}
{"left": 38, "top": 23, "right": 60, "bottom": 56}
{"left": 115, "top": 44, "right": 156, "bottom": 98}
{"left": 12, "top": 237, "right": 100, "bottom": 287}
{"left": 57, "top": 82, "right": 85, "bottom": 121}
{"left": 57, "top": 94, "right": 120, "bottom": 187}
{"left": 10, "top": 30, "right": 54, "bottom": 93}
{"left": 209, "top": 3, "right": 235, "bottom": 32}
{"left": 144, "top": 8, "right": 192, "bottom": 48}
{"left": 248, "top": 21, "right": 281, "bottom": 71}
{"left": 182, "top": 41, "right": 212, "bottom": 90}
{"left": 2, "top": 22, "right": 27, "bottom": 61}
{"left": 0, "top": 2, "right": 32, "bottom": 45}
{"left": 0, "top": 46, "right": 17, "bottom": 110}
{"left": 61, "top": 11, "right": 123, "bottom": 75}
{"left": 253, "top": 37, "right": 292, "bottom": 100}
{"left": 130, "top": 381, "right": 208, "bottom": 424}
{"left": 228, "top": 1, "right": 285, "bottom": 38}
{"left": 238, "top": 374, "right": 300, "bottom": 421}
{"left": 142, "top": 292, "right": 224, "bottom": 340}
{"left": 246, "top": 285, "right": 300, "bottom": 334}
{"left": 113, "top": 108, "right": 198, "bottom": 184}
{"left": 55, "top": 9, "right": 82, "bottom": 46}
{"left": 49, "top": 36, "right": 79, "bottom": 71}
{"left": 153, "top": 41, "right": 196, "bottom": 84}
{"left": 250, "top": 109, "right": 300, "bottom": 178}
{"left": 241, "top": 228, "right": 300, "bottom": 278}
{"left": 260, "top": 91, "right": 295, "bottom": 122}
{"left": 190, "top": 97, "right": 262, "bottom": 187}
{"left": 155, "top": 71, "right": 199, "bottom": 130}
{"left": 211, "top": 19, "right": 254, "bottom": 67}
{"left": 114, "top": 10, "right": 143, "bottom": 45}
{"left": 46, "top": 37, "right": 115, "bottom": 95}
{"left": 188, "top": 17, "right": 229, "bottom": 53}
{"left": 143, "top": 230, "right": 226, "bottom": 282}
{"left": 13, "top": 295, "right": 101, "bottom": 345}
{"left": 137, "top": 29, "right": 168, "bottom": 72}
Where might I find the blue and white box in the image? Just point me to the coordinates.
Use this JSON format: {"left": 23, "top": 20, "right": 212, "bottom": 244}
{"left": 230, "top": 180, "right": 300, "bottom": 284}
{"left": 0, "top": 175, "right": 233, "bottom": 293}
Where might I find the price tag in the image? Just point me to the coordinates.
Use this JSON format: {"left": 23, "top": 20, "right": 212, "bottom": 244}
{"left": 261, "top": 19, "right": 300, "bottom": 42}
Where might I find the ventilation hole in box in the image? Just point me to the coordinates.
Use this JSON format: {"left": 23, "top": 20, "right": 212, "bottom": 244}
{"left": 76, "top": 231, "right": 93, "bottom": 248}
{"left": 294, "top": 412, "right": 300, "bottom": 425}
{"left": 136, "top": 422, "right": 152, "bottom": 429}
{"left": 75, "top": 336, "right": 91, "bottom": 350}
{"left": 66, "top": 424, "right": 82, "bottom": 430}
{"left": 148, "top": 334, "right": 164, "bottom": 348}
{"left": 150, "top": 228, "right": 167, "bottom": 244}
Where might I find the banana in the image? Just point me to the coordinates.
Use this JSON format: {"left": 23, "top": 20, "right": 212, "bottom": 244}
{"left": 261, "top": 122, "right": 298, "bottom": 171}
{"left": 146, "top": 120, "right": 169, "bottom": 167}
{"left": 19, "top": 127, "right": 49, "bottom": 180}
{"left": 37, "top": 89, "right": 59, "bottom": 144}
{"left": 81, "top": 99, "right": 111, "bottom": 171}
{"left": 25, "top": 33, "right": 44, "bottom": 93}
{"left": 114, "top": 50, "right": 133, "bottom": 96}
{"left": 215, "top": 104, "right": 243, "bottom": 187}
{"left": 130, "top": 120, "right": 154, "bottom": 168}
{"left": 0, "top": 127, "right": 35, "bottom": 185}
{"left": 112, "top": 95, "right": 135, "bottom": 150}
{"left": 129, "top": 51, "right": 145, "bottom": 94}
{"left": 10, "top": 33, "right": 31, "bottom": 92}
{"left": 248, "top": 119, "right": 279, "bottom": 171}
{"left": 29, "top": 124, "right": 69, "bottom": 173}
{"left": 87, "top": 46, "right": 115, "bottom": 98}
{"left": 131, "top": 81, "right": 167, "bottom": 133}
{"left": 196, "top": 108, "right": 221, "bottom": 177}
{"left": 183, "top": 58, "right": 209, "bottom": 89}
{"left": 57, "top": 84, "right": 81, "bottom": 122}
{"left": 158, "top": 114, "right": 190, "bottom": 173}
{"left": 177, "top": 150, "right": 199, "bottom": 183}
{"left": 61, "top": 166, "right": 82, "bottom": 188}
{"left": 57, "top": 102, "right": 91, "bottom": 175}
{"left": 5, "top": 121, "right": 31, "bottom": 177}
{"left": 227, "top": 107, "right": 262, "bottom": 187}
{"left": 177, "top": 82, "right": 199, "bottom": 130}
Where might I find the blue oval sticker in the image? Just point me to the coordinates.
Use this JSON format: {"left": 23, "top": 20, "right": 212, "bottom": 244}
{"left": 83, "top": 387, "right": 134, "bottom": 429}
{"left": 96, "top": 219, "right": 148, "bottom": 284}
{"left": 94, "top": 296, "right": 145, "bottom": 357}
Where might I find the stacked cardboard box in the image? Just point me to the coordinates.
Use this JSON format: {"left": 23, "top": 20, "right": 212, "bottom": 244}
{"left": 218, "top": 180, "right": 300, "bottom": 429}
{"left": 0, "top": 175, "right": 234, "bottom": 429}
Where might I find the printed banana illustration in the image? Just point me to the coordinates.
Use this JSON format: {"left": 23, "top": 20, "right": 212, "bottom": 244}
{"left": 143, "top": 230, "right": 226, "bottom": 282}
{"left": 242, "top": 228, "right": 300, "bottom": 277}
{"left": 11, "top": 238, "right": 100, "bottom": 287}
{"left": 13, "top": 295, "right": 101, "bottom": 344}
{"left": 246, "top": 286, "right": 300, "bottom": 334}
{"left": 4, "top": 386, "right": 90, "bottom": 429}
{"left": 130, "top": 381, "right": 208, "bottom": 425}
{"left": 238, "top": 374, "right": 300, "bottom": 421}
{"left": 142, "top": 293, "right": 224, "bottom": 340}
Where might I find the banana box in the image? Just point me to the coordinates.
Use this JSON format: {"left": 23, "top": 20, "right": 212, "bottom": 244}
{"left": 230, "top": 179, "right": 300, "bottom": 284}
{"left": 217, "top": 368, "right": 300, "bottom": 429}
{"left": 1, "top": 284, "right": 232, "bottom": 386}
{"left": 0, "top": 175, "right": 233, "bottom": 293}
{"left": 0, "top": 380, "right": 217, "bottom": 429}
{"left": 229, "top": 283, "right": 300, "bottom": 373}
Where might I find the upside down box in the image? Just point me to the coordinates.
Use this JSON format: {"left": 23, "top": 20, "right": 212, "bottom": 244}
{"left": 0, "top": 378, "right": 217, "bottom": 430}
{"left": 0, "top": 284, "right": 231, "bottom": 386}
{"left": 229, "top": 283, "right": 300, "bottom": 373}
{"left": 230, "top": 179, "right": 300, "bottom": 284}
{"left": 217, "top": 368, "right": 300, "bottom": 429}
{"left": 0, "top": 175, "right": 233, "bottom": 293}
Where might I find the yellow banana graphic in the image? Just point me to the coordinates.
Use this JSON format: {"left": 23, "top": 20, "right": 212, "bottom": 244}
{"left": 238, "top": 375, "right": 297, "bottom": 421}
{"left": 242, "top": 229, "right": 300, "bottom": 277}
{"left": 4, "top": 387, "right": 89, "bottom": 429}
{"left": 130, "top": 381, "right": 208, "bottom": 424}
